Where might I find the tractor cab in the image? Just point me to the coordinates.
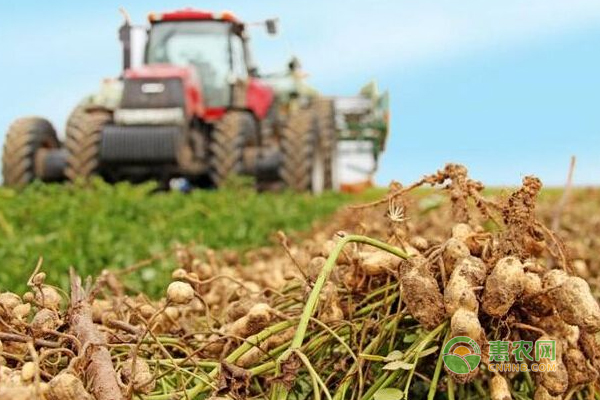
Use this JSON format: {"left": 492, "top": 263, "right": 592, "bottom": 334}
{"left": 144, "top": 11, "right": 251, "bottom": 109}
{"left": 116, "top": 10, "right": 276, "bottom": 122}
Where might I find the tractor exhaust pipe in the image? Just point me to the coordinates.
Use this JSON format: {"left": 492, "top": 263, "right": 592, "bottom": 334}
{"left": 118, "top": 8, "right": 132, "bottom": 72}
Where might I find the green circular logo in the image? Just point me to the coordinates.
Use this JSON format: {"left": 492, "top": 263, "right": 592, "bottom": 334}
{"left": 442, "top": 336, "right": 481, "bottom": 374}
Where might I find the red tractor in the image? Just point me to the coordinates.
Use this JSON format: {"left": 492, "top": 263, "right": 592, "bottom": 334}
{"left": 1, "top": 9, "right": 336, "bottom": 193}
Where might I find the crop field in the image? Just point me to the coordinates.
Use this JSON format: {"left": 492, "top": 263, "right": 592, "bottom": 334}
{"left": 0, "top": 179, "right": 380, "bottom": 296}
{"left": 1, "top": 164, "right": 599, "bottom": 400}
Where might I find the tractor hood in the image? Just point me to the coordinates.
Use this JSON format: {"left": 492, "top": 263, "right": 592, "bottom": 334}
{"left": 122, "top": 64, "right": 205, "bottom": 118}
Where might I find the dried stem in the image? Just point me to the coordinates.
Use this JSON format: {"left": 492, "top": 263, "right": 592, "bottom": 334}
{"left": 69, "top": 268, "right": 124, "bottom": 400}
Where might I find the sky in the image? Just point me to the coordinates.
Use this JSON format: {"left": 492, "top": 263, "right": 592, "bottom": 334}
{"left": 0, "top": 0, "right": 599, "bottom": 186}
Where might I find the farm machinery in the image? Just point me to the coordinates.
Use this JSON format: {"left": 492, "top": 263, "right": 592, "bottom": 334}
{"left": 1, "top": 8, "right": 389, "bottom": 193}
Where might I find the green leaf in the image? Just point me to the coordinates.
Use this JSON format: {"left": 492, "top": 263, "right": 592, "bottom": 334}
{"left": 403, "top": 333, "right": 418, "bottom": 343}
{"left": 383, "top": 360, "right": 414, "bottom": 371}
{"left": 374, "top": 388, "right": 404, "bottom": 400}
{"left": 359, "top": 353, "right": 386, "bottom": 362}
{"left": 418, "top": 346, "right": 439, "bottom": 358}
{"left": 384, "top": 350, "right": 404, "bottom": 361}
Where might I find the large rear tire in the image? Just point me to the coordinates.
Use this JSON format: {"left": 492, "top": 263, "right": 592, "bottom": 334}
{"left": 315, "top": 98, "right": 338, "bottom": 190}
{"left": 209, "top": 111, "right": 254, "bottom": 187}
{"left": 279, "top": 108, "right": 326, "bottom": 194}
{"left": 2, "top": 117, "right": 60, "bottom": 187}
{"left": 64, "top": 105, "right": 111, "bottom": 182}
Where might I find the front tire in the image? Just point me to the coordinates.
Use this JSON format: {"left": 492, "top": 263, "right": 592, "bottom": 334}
{"left": 2, "top": 117, "right": 60, "bottom": 187}
{"left": 209, "top": 111, "right": 254, "bottom": 187}
{"left": 279, "top": 108, "right": 326, "bottom": 194}
{"left": 64, "top": 105, "right": 111, "bottom": 182}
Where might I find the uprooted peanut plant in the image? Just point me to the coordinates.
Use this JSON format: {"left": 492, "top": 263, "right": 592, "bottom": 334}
{"left": 1, "top": 163, "right": 600, "bottom": 400}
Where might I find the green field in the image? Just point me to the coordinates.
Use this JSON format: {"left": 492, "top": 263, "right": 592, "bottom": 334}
{"left": 0, "top": 179, "right": 377, "bottom": 296}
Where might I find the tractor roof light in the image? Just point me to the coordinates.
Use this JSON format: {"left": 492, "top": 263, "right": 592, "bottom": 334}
{"left": 148, "top": 9, "right": 239, "bottom": 23}
{"left": 148, "top": 12, "right": 162, "bottom": 22}
{"left": 218, "top": 11, "right": 238, "bottom": 22}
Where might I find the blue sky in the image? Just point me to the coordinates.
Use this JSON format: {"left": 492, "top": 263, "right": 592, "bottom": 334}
{"left": 1, "top": 0, "right": 599, "bottom": 186}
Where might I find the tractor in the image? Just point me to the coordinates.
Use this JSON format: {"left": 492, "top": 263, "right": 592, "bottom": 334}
{"left": 1, "top": 9, "right": 337, "bottom": 193}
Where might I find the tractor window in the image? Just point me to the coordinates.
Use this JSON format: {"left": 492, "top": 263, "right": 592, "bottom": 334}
{"left": 230, "top": 34, "right": 248, "bottom": 80}
{"left": 147, "top": 21, "right": 231, "bottom": 107}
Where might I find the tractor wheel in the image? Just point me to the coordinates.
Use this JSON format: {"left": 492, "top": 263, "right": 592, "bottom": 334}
{"left": 315, "top": 98, "right": 338, "bottom": 190}
{"left": 64, "top": 105, "right": 111, "bottom": 182}
{"left": 208, "top": 111, "right": 254, "bottom": 187}
{"left": 279, "top": 108, "right": 326, "bottom": 194}
{"left": 2, "top": 117, "right": 60, "bottom": 187}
